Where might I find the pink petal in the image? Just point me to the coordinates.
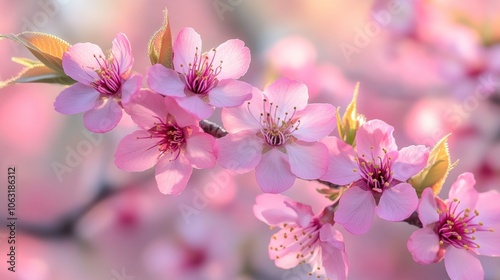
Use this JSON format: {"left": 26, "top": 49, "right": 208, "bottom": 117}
{"left": 147, "top": 65, "right": 186, "bottom": 97}
{"left": 476, "top": 190, "right": 500, "bottom": 227}
{"left": 185, "top": 132, "right": 216, "bottom": 169}
{"left": 377, "top": 183, "right": 418, "bottom": 221}
{"left": 265, "top": 78, "right": 309, "bottom": 119}
{"left": 320, "top": 225, "right": 349, "bottom": 280}
{"left": 208, "top": 79, "right": 252, "bottom": 108}
{"left": 355, "top": 119, "right": 398, "bottom": 159}
{"left": 220, "top": 87, "right": 263, "bottom": 133}
{"left": 62, "top": 42, "right": 104, "bottom": 85}
{"left": 155, "top": 154, "right": 193, "bottom": 195}
{"left": 392, "top": 145, "right": 429, "bottom": 181}
{"left": 207, "top": 38, "right": 250, "bottom": 80}
{"left": 448, "top": 172, "right": 478, "bottom": 213}
{"left": 286, "top": 141, "right": 328, "bottom": 179}
{"left": 319, "top": 137, "right": 360, "bottom": 185}
{"left": 54, "top": 83, "right": 99, "bottom": 114}
{"left": 334, "top": 186, "right": 376, "bottom": 235}
{"left": 120, "top": 73, "right": 142, "bottom": 104}
{"left": 255, "top": 149, "right": 296, "bottom": 193}
{"left": 173, "top": 27, "right": 202, "bottom": 73}
{"left": 83, "top": 98, "right": 122, "bottom": 133}
{"left": 418, "top": 188, "right": 440, "bottom": 227}
{"left": 444, "top": 247, "right": 484, "bottom": 280}
{"left": 163, "top": 97, "right": 199, "bottom": 127}
{"left": 176, "top": 94, "right": 214, "bottom": 119}
{"left": 216, "top": 131, "right": 263, "bottom": 173}
{"left": 407, "top": 227, "right": 441, "bottom": 264}
{"left": 114, "top": 130, "right": 159, "bottom": 172}
{"left": 111, "top": 33, "right": 133, "bottom": 76}
{"left": 125, "top": 89, "right": 168, "bottom": 129}
{"left": 269, "top": 228, "right": 304, "bottom": 269}
{"left": 253, "top": 193, "right": 314, "bottom": 227}
{"left": 292, "top": 103, "right": 336, "bottom": 142}
{"left": 474, "top": 229, "right": 500, "bottom": 256}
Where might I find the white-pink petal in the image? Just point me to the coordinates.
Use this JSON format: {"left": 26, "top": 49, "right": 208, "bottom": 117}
{"left": 83, "top": 98, "right": 122, "bottom": 133}
{"left": 207, "top": 38, "right": 250, "bottom": 80}
{"left": 355, "top": 119, "right": 398, "bottom": 159}
{"left": 255, "top": 149, "right": 296, "bottom": 193}
{"left": 444, "top": 247, "right": 484, "bottom": 280}
{"left": 163, "top": 96, "right": 199, "bottom": 127}
{"left": 220, "top": 87, "right": 263, "bottom": 133}
{"left": 208, "top": 79, "right": 252, "bottom": 108}
{"left": 392, "top": 145, "right": 429, "bottom": 181}
{"left": 377, "top": 182, "right": 418, "bottom": 221}
{"left": 147, "top": 65, "right": 186, "bottom": 97}
{"left": 185, "top": 132, "right": 216, "bottom": 169}
{"left": 253, "top": 194, "right": 313, "bottom": 227}
{"left": 320, "top": 225, "right": 349, "bottom": 280}
{"left": 286, "top": 141, "right": 328, "bottom": 180}
{"left": 334, "top": 186, "right": 376, "bottom": 235}
{"left": 125, "top": 89, "right": 167, "bottom": 129}
{"left": 216, "top": 131, "right": 263, "bottom": 173}
{"left": 155, "top": 154, "right": 193, "bottom": 195}
{"left": 320, "top": 137, "right": 359, "bottom": 185}
{"left": 175, "top": 94, "right": 214, "bottom": 119}
{"left": 54, "top": 83, "right": 99, "bottom": 114}
{"left": 111, "top": 33, "right": 133, "bottom": 76}
{"left": 407, "top": 227, "right": 441, "bottom": 265}
{"left": 114, "top": 130, "right": 160, "bottom": 172}
{"left": 62, "top": 42, "right": 103, "bottom": 85}
{"left": 265, "top": 78, "right": 309, "bottom": 119}
{"left": 120, "top": 73, "right": 142, "bottom": 104}
{"left": 292, "top": 103, "right": 336, "bottom": 142}
{"left": 448, "top": 172, "right": 478, "bottom": 214}
{"left": 418, "top": 188, "right": 440, "bottom": 227}
{"left": 173, "top": 27, "right": 202, "bottom": 73}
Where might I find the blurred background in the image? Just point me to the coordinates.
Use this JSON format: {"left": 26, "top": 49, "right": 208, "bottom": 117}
{"left": 0, "top": 0, "right": 499, "bottom": 279}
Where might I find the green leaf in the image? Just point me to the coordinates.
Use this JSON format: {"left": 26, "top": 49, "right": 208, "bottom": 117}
{"left": 0, "top": 57, "right": 75, "bottom": 88}
{"left": 148, "top": 8, "right": 173, "bottom": 68}
{"left": 0, "top": 32, "right": 71, "bottom": 74}
{"left": 337, "top": 82, "right": 366, "bottom": 146}
{"left": 408, "top": 134, "right": 459, "bottom": 196}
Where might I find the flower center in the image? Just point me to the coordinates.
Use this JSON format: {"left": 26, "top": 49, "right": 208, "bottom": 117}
{"left": 90, "top": 54, "right": 122, "bottom": 95}
{"left": 138, "top": 115, "right": 187, "bottom": 160}
{"left": 355, "top": 148, "right": 393, "bottom": 193}
{"left": 249, "top": 99, "right": 300, "bottom": 147}
{"left": 179, "top": 47, "right": 222, "bottom": 94}
{"left": 436, "top": 198, "right": 494, "bottom": 251}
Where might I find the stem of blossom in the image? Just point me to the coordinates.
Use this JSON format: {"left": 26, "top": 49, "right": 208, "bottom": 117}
{"left": 403, "top": 211, "right": 423, "bottom": 228}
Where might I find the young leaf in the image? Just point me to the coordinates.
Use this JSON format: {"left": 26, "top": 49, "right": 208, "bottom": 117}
{"left": 148, "top": 8, "right": 173, "bottom": 68}
{"left": 0, "top": 57, "right": 75, "bottom": 88}
{"left": 0, "top": 32, "right": 71, "bottom": 74}
{"left": 408, "top": 134, "right": 459, "bottom": 196}
{"left": 337, "top": 82, "right": 365, "bottom": 146}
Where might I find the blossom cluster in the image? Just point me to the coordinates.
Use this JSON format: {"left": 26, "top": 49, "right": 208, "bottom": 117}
{"left": 4, "top": 12, "right": 500, "bottom": 280}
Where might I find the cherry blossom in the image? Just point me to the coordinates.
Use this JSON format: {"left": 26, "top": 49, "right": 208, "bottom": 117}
{"left": 407, "top": 173, "right": 500, "bottom": 280}
{"left": 54, "top": 33, "right": 141, "bottom": 133}
{"left": 253, "top": 194, "right": 349, "bottom": 280}
{"left": 147, "top": 27, "right": 252, "bottom": 119}
{"left": 114, "top": 89, "right": 216, "bottom": 195}
{"left": 217, "top": 78, "right": 335, "bottom": 193}
{"left": 322, "top": 120, "right": 429, "bottom": 234}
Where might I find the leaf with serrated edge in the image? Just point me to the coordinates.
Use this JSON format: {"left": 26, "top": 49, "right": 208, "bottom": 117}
{"left": 409, "top": 134, "right": 458, "bottom": 196}
{"left": 148, "top": 9, "right": 173, "bottom": 68}
{"left": 0, "top": 32, "right": 71, "bottom": 74}
{"left": 0, "top": 59, "right": 75, "bottom": 89}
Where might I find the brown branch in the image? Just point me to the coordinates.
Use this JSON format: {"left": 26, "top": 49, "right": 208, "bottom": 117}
{"left": 403, "top": 211, "right": 423, "bottom": 228}
{"left": 199, "top": 120, "right": 228, "bottom": 138}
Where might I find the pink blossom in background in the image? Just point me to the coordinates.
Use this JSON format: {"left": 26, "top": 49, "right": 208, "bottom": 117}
{"left": 407, "top": 173, "right": 500, "bottom": 280}
{"left": 54, "top": 33, "right": 142, "bottom": 133}
{"left": 253, "top": 194, "right": 349, "bottom": 280}
{"left": 218, "top": 78, "right": 335, "bottom": 193}
{"left": 147, "top": 27, "right": 252, "bottom": 119}
{"left": 322, "top": 120, "right": 429, "bottom": 235}
{"left": 114, "top": 89, "right": 216, "bottom": 195}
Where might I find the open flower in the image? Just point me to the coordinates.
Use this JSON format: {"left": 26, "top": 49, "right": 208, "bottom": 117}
{"left": 407, "top": 173, "right": 500, "bottom": 280}
{"left": 217, "top": 78, "right": 335, "bottom": 193}
{"left": 114, "top": 89, "right": 216, "bottom": 195}
{"left": 147, "top": 27, "right": 252, "bottom": 119}
{"left": 54, "top": 33, "right": 141, "bottom": 133}
{"left": 253, "top": 194, "right": 349, "bottom": 280}
{"left": 322, "top": 120, "right": 429, "bottom": 234}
